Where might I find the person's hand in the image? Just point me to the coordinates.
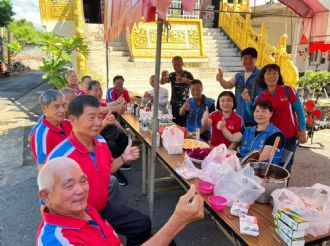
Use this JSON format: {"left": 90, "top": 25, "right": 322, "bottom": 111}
{"left": 216, "top": 68, "right": 224, "bottom": 82}
{"left": 182, "top": 101, "right": 191, "bottom": 112}
{"left": 172, "top": 185, "right": 204, "bottom": 226}
{"left": 241, "top": 88, "right": 251, "bottom": 101}
{"left": 298, "top": 130, "right": 307, "bottom": 144}
{"left": 103, "top": 111, "right": 116, "bottom": 125}
{"left": 116, "top": 95, "right": 125, "bottom": 104}
{"left": 162, "top": 70, "right": 169, "bottom": 78}
{"left": 111, "top": 102, "right": 126, "bottom": 115}
{"left": 216, "top": 117, "right": 226, "bottom": 130}
{"left": 122, "top": 141, "right": 140, "bottom": 162}
{"left": 176, "top": 75, "right": 187, "bottom": 84}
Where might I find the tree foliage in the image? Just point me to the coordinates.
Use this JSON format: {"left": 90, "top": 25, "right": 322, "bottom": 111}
{"left": 0, "top": 0, "right": 14, "bottom": 27}
{"left": 39, "top": 33, "right": 89, "bottom": 89}
{"left": 8, "top": 19, "right": 47, "bottom": 45}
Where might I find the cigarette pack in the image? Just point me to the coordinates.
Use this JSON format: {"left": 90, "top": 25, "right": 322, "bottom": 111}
{"left": 239, "top": 214, "right": 259, "bottom": 237}
{"left": 276, "top": 209, "right": 309, "bottom": 231}
{"left": 275, "top": 218, "right": 305, "bottom": 239}
{"left": 275, "top": 227, "right": 305, "bottom": 246}
{"left": 230, "top": 201, "right": 250, "bottom": 216}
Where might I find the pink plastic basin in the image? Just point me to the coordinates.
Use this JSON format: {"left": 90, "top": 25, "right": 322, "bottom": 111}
{"left": 208, "top": 195, "right": 228, "bottom": 211}
{"left": 197, "top": 181, "right": 214, "bottom": 195}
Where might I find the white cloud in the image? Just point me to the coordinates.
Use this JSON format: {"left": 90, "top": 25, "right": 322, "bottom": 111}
{"left": 11, "top": 0, "right": 42, "bottom": 29}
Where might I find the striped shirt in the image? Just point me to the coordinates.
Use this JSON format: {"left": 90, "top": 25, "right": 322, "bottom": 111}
{"left": 30, "top": 117, "right": 72, "bottom": 165}
{"left": 36, "top": 206, "right": 120, "bottom": 246}
{"left": 46, "top": 133, "right": 113, "bottom": 211}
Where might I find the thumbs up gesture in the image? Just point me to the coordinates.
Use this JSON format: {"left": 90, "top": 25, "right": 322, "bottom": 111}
{"left": 104, "top": 110, "right": 116, "bottom": 125}
{"left": 216, "top": 68, "right": 224, "bottom": 82}
{"left": 217, "top": 117, "right": 226, "bottom": 130}
{"left": 241, "top": 88, "right": 251, "bottom": 101}
{"left": 202, "top": 106, "right": 209, "bottom": 120}
{"left": 122, "top": 141, "right": 140, "bottom": 162}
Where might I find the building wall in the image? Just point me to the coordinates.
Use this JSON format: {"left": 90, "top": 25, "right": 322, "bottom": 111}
{"left": 41, "top": 20, "right": 78, "bottom": 71}
{"left": 252, "top": 16, "right": 330, "bottom": 72}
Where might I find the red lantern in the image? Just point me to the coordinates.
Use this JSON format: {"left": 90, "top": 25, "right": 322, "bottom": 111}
{"left": 313, "top": 109, "right": 322, "bottom": 120}
{"left": 144, "top": 6, "right": 156, "bottom": 22}
{"left": 305, "top": 101, "right": 315, "bottom": 112}
{"left": 306, "top": 116, "right": 314, "bottom": 126}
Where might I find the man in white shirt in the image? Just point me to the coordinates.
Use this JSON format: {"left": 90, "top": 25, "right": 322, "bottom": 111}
{"left": 142, "top": 75, "right": 169, "bottom": 113}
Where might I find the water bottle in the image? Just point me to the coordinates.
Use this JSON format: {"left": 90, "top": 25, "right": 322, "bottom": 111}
{"left": 195, "top": 128, "right": 200, "bottom": 141}
{"left": 156, "top": 132, "right": 160, "bottom": 147}
{"left": 167, "top": 102, "right": 172, "bottom": 118}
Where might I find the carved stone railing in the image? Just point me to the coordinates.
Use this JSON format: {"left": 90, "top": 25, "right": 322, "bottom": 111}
{"left": 219, "top": 0, "right": 299, "bottom": 87}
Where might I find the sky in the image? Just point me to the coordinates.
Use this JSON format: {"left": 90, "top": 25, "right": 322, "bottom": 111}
{"left": 11, "top": 0, "right": 272, "bottom": 29}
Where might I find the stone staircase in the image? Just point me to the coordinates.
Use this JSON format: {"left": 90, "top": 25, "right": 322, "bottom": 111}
{"left": 86, "top": 25, "right": 242, "bottom": 99}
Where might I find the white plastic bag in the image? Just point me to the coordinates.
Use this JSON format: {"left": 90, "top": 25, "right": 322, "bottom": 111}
{"left": 162, "top": 125, "right": 184, "bottom": 154}
{"left": 271, "top": 184, "right": 330, "bottom": 237}
{"left": 213, "top": 164, "right": 265, "bottom": 205}
{"left": 202, "top": 144, "right": 240, "bottom": 171}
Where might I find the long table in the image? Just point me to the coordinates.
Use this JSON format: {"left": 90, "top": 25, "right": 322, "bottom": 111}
{"left": 120, "top": 113, "right": 330, "bottom": 246}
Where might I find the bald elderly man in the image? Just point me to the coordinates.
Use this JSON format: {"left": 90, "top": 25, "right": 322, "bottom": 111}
{"left": 36, "top": 157, "right": 204, "bottom": 245}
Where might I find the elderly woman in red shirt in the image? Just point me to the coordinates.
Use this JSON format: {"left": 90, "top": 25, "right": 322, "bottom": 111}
{"left": 244, "top": 64, "right": 307, "bottom": 172}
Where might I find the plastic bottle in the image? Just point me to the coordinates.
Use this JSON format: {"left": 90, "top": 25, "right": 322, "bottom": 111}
{"left": 133, "top": 100, "right": 138, "bottom": 116}
{"left": 156, "top": 132, "right": 160, "bottom": 147}
{"left": 195, "top": 128, "right": 200, "bottom": 141}
{"left": 167, "top": 102, "right": 172, "bottom": 120}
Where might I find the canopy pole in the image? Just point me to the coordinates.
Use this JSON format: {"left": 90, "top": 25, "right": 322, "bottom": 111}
{"left": 106, "top": 42, "right": 109, "bottom": 91}
{"left": 148, "top": 18, "right": 163, "bottom": 219}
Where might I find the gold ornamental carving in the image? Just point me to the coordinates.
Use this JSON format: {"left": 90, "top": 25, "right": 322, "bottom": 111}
{"left": 130, "top": 18, "right": 207, "bottom": 60}
{"left": 39, "top": 0, "right": 74, "bottom": 20}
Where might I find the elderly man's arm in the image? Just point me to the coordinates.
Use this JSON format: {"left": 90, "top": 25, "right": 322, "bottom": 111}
{"left": 142, "top": 185, "right": 204, "bottom": 246}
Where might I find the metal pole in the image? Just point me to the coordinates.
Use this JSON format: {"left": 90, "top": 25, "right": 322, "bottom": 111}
{"left": 105, "top": 42, "right": 109, "bottom": 91}
{"left": 148, "top": 18, "right": 163, "bottom": 218}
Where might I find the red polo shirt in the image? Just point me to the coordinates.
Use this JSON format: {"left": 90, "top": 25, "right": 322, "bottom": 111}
{"left": 209, "top": 111, "right": 242, "bottom": 147}
{"left": 257, "top": 85, "right": 299, "bottom": 138}
{"left": 36, "top": 206, "right": 121, "bottom": 246}
{"left": 106, "top": 87, "right": 131, "bottom": 103}
{"left": 68, "top": 85, "right": 84, "bottom": 95}
{"left": 46, "top": 133, "right": 113, "bottom": 211}
{"left": 31, "top": 117, "right": 72, "bottom": 165}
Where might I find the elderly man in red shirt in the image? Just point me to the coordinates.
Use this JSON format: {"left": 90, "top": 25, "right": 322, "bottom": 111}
{"left": 46, "top": 95, "right": 150, "bottom": 245}
{"left": 36, "top": 157, "right": 204, "bottom": 245}
{"left": 30, "top": 90, "right": 72, "bottom": 170}
{"left": 106, "top": 75, "right": 132, "bottom": 103}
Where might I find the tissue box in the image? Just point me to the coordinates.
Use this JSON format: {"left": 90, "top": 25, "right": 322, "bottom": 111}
{"left": 275, "top": 227, "right": 305, "bottom": 246}
{"left": 275, "top": 218, "right": 305, "bottom": 239}
{"left": 276, "top": 209, "right": 309, "bottom": 231}
{"left": 239, "top": 214, "right": 259, "bottom": 237}
{"left": 230, "top": 202, "right": 250, "bottom": 217}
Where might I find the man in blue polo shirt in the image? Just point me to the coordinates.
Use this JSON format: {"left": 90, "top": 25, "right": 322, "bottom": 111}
{"left": 216, "top": 47, "right": 263, "bottom": 126}
{"left": 179, "top": 79, "right": 215, "bottom": 141}
{"left": 46, "top": 95, "right": 151, "bottom": 245}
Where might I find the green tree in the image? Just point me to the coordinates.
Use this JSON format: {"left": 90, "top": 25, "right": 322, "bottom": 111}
{"left": 8, "top": 19, "right": 47, "bottom": 46}
{"left": 0, "top": 0, "right": 13, "bottom": 27}
{"left": 299, "top": 70, "right": 330, "bottom": 103}
{"left": 39, "top": 33, "right": 89, "bottom": 89}
{"left": 0, "top": 0, "right": 14, "bottom": 62}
